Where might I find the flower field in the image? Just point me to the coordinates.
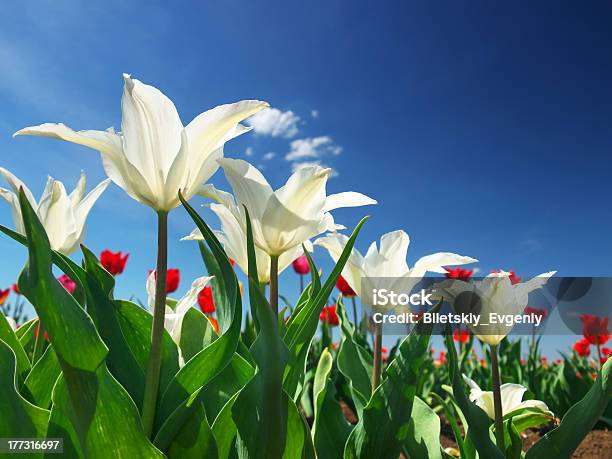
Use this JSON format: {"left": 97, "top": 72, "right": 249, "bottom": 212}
{"left": 0, "top": 74, "right": 610, "bottom": 459}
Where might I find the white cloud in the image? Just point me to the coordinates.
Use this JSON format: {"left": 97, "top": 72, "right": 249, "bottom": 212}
{"left": 245, "top": 147, "right": 254, "bottom": 157}
{"left": 263, "top": 152, "right": 275, "bottom": 160}
{"left": 285, "top": 136, "right": 343, "bottom": 162}
{"left": 246, "top": 107, "right": 300, "bottom": 138}
{"left": 311, "top": 109, "right": 319, "bottom": 118}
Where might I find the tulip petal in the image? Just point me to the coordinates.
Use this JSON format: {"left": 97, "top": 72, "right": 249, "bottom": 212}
{"left": 121, "top": 74, "right": 184, "bottom": 192}
{"left": 0, "top": 187, "right": 25, "bottom": 234}
{"left": 499, "top": 383, "right": 528, "bottom": 415}
{"left": 186, "top": 100, "right": 267, "bottom": 170}
{"left": 274, "top": 165, "right": 330, "bottom": 218}
{"left": 324, "top": 191, "right": 377, "bottom": 212}
{"left": 72, "top": 178, "right": 111, "bottom": 246}
{"left": 197, "top": 184, "right": 237, "bottom": 209}
{"left": 218, "top": 158, "right": 273, "bottom": 218}
{"left": 40, "top": 180, "right": 79, "bottom": 254}
{"left": 0, "top": 167, "right": 37, "bottom": 211}
{"left": 411, "top": 252, "right": 478, "bottom": 277}
{"left": 69, "top": 171, "right": 87, "bottom": 206}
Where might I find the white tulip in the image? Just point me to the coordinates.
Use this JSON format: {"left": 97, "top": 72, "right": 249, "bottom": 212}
{"left": 182, "top": 195, "right": 312, "bottom": 283}
{"left": 0, "top": 168, "right": 109, "bottom": 255}
{"left": 462, "top": 374, "right": 553, "bottom": 420}
{"left": 14, "top": 74, "right": 268, "bottom": 212}
{"left": 315, "top": 230, "right": 477, "bottom": 312}
{"left": 146, "top": 272, "right": 213, "bottom": 366}
{"left": 437, "top": 270, "right": 556, "bottom": 345}
{"left": 204, "top": 159, "right": 376, "bottom": 258}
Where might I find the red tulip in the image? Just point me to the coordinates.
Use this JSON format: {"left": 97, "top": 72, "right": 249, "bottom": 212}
{"left": 573, "top": 337, "right": 591, "bottom": 357}
{"left": 524, "top": 306, "right": 548, "bottom": 321}
{"left": 444, "top": 267, "right": 474, "bottom": 280}
{"left": 58, "top": 275, "right": 76, "bottom": 295}
{"left": 319, "top": 305, "right": 339, "bottom": 327}
{"left": 381, "top": 346, "right": 390, "bottom": 361}
{"left": 100, "top": 250, "right": 129, "bottom": 276}
{"left": 580, "top": 314, "right": 611, "bottom": 345}
{"left": 229, "top": 258, "right": 236, "bottom": 267}
{"left": 11, "top": 283, "right": 20, "bottom": 295}
{"left": 198, "top": 286, "right": 215, "bottom": 314}
{"left": 149, "top": 269, "right": 181, "bottom": 294}
{"left": 336, "top": 275, "right": 356, "bottom": 297}
{"left": 292, "top": 255, "right": 310, "bottom": 275}
{"left": 0, "top": 288, "right": 9, "bottom": 306}
{"left": 453, "top": 328, "right": 470, "bottom": 343}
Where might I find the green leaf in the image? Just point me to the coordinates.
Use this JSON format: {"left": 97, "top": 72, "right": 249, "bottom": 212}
{"left": 231, "top": 206, "right": 291, "bottom": 459}
{"left": 312, "top": 348, "right": 351, "bottom": 459}
{"left": 344, "top": 307, "right": 441, "bottom": 459}
{"left": 444, "top": 333, "right": 504, "bottom": 459}
{"left": 403, "top": 397, "right": 443, "bottom": 459}
{"left": 336, "top": 298, "right": 373, "bottom": 416}
{"left": 211, "top": 393, "right": 240, "bottom": 459}
{"left": 283, "top": 390, "right": 316, "bottom": 459}
{"left": 165, "top": 402, "right": 218, "bottom": 459}
{"left": 282, "top": 217, "right": 368, "bottom": 399}
{"left": 81, "top": 246, "right": 146, "bottom": 408}
{"left": 0, "top": 313, "right": 31, "bottom": 384}
{"left": 154, "top": 194, "right": 243, "bottom": 438}
{"left": 504, "top": 417, "right": 522, "bottom": 459}
{"left": 525, "top": 357, "right": 612, "bottom": 458}
{"left": 179, "top": 307, "right": 213, "bottom": 363}
{"left": 0, "top": 339, "right": 49, "bottom": 445}
{"left": 115, "top": 300, "right": 180, "bottom": 395}
{"left": 23, "top": 345, "right": 61, "bottom": 409}
{"left": 15, "top": 189, "right": 163, "bottom": 458}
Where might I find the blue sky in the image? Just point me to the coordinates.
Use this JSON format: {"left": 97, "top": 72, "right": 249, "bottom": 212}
{"left": 1, "top": 1, "right": 611, "bottom": 354}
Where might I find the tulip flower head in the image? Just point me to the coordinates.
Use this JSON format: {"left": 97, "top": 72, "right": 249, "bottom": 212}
{"left": 463, "top": 375, "right": 553, "bottom": 420}
{"left": 438, "top": 270, "right": 556, "bottom": 345}
{"left": 0, "top": 169, "right": 109, "bottom": 255}
{"left": 182, "top": 206, "right": 311, "bottom": 284}
{"left": 58, "top": 275, "right": 77, "bottom": 295}
{"left": 198, "top": 159, "right": 376, "bottom": 258}
{"left": 11, "top": 284, "right": 19, "bottom": 295}
{"left": 198, "top": 286, "right": 215, "bottom": 314}
{"left": 453, "top": 328, "right": 470, "bottom": 343}
{"left": 100, "top": 250, "right": 129, "bottom": 276}
{"left": 149, "top": 269, "right": 181, "bottom": 294}
{"left": 0, "top": 288, "right": 9, "bottom": 306}
{"left": 316, "top": 230, "right": 477, "bottom": 313}
{"left": 445, "top": 267, "right": 474, "bottom": 280}
{"left": 336, "top": 274, "right": 356, "bottom": 297}
{"left": 292, "top": 255, "right": 310, "bottom": 275}
{"left": 602, "top": 347, "right": 611, "bottom": 364}
{"left": 580, "top": 314, "right": 610, "bottom": 345}
{"left": 319, "top": 305, "right": 340, "bottom": 326}
{"left": 15, "top": 75, "right": 268, "bottom": 212}
{"left": 573, "top": 338, "right": 591, "bottom": 357}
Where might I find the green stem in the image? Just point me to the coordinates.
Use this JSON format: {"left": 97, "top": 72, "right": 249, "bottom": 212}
{"left": 351, "top": 296, "right": 358, "bottom": 325}
{"left": 141, "top": 211, "right": 168, "bottom": 438}
{"left": 597, "top": 342, "right": 603, "bottom": 369}
{"left": 372, "top": 321, "right": 383, "bottom": 390}
{"left": 299, "top": 274, "right": 304, "bottom": 294}
{"left": 490, "top": 344, "right": 506, "bottom": 452}
{"left": 269, "top": 255, "right": 279, "bottom": 314}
